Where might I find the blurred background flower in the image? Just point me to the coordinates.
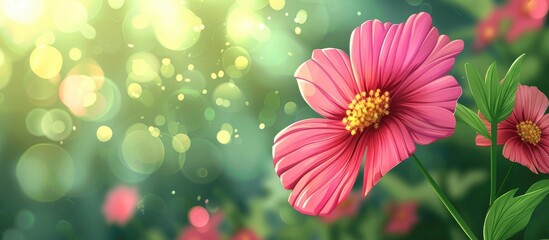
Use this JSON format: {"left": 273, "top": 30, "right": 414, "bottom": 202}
{"left": 0, "top": 0, "right": 548, "bottom": 239}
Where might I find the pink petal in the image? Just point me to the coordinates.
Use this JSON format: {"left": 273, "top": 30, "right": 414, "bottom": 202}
{"left": 515, "top": 85, "right": 548, "bottom": 123}
{"left": 395, "top": 37, "right": 464, "bottom": 96}
{"left": 273, "top": 119, "right": 365, "bottom": 215}
{"left": 475, "top": 114, "right": 518, "bottom": 146}
{"left": 363, "top": 117, "right": 416, "bottom": 196}
{"left": 350, "top": 19, "right": 387, "bottom": 92}
{"left": 502, "top": 138, "right": 538, "bottom": 173}
{"left": 295, "top": 49, "right": 358, "bottom": 119}
{"left": 350, "top": 13, "right": 446, "bottom": 92}
{"left": 397, "top": 75, "right": 461, "bottom": 112}
{"left": 394, "top": 105, "right": 456, "bottom": 145}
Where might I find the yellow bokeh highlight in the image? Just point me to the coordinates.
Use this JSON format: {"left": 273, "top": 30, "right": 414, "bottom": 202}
{"left": 216, "top": 130, "right": 231, "bottom": 144}
{"left": 172, "top": 133, "right": 191, "bottom": 153}
{"left": 29, "top": 45, "right": 63, "bottom": 79}
{"left": 141, "top": 0, "right": 203, "bottom": 51}
{"left": 108, "top": 0, "right": 125, "bottom": 9}
{"left": 97, "top": 125, "right": 113, "bottom": 142}
{"left": 54, "top": 0, "right": 88, "bottom": 33}
{"left": 69, "top": 48, "right": 82, "bottom": 61}
{"left": 1, "top": 0, "right": 45, "bottom": 24}
{"left": 234, "top": 56, "right": 249, "bottom": 70}
{"left": 269, "top": 0, "right": 285, "bottom": 10}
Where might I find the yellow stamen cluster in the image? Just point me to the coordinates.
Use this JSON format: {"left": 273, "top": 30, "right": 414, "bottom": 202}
{"left": 516, "top": 120, "right": 541, "bottom": 145}
{"left": 343, "top": 89, "right": 390, "bottom": 135}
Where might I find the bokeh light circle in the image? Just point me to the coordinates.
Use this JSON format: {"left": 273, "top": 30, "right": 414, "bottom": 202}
{"left": 97, "top": 125, "right": 113, "bottom": 142}
{"left": 222, "top": 46, "right": 252, "bottom": 79}
{"left": 41, "top": 109, "right": 73, "bottom": 141}
{"left": 29, "top": 45, "right": 63, "bottom": 79}
{"left": 54, "top": 1, "right": 88, "bottom": 33}
{"left": 122, "top": 128, "right": 165, "bottom": 174}
{"left": 0, "top": 48, "right": 12, "bottom": 90}
{"left": 25, "top": 108, "right": 47, "bottom": 136}
{"left": 16, "top": 144, "right": 75, "bottom": 202}
{"left": 172, "top": 133, "right": 191, "bottom": 153}
{"left": 182, "top": 139, "right": 224, "bottom": 183}
{"left": 212, "top": 82, "right": 246, "bottom": 112}
{"left": 188, "top": 206, "right": 209, "bottom": 228}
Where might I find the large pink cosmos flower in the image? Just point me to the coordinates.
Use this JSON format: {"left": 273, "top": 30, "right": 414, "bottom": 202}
{"left": 505, "top": 0, "right": 548, "bottom": 41}
{"left": 272, "top": 12, "right": 464, "bottom": 216}
{"left": 102, "top": 185, "right": 139, "bottom": 225}
{"left": 476, "top": 85, "right": 549, "bottom": 173}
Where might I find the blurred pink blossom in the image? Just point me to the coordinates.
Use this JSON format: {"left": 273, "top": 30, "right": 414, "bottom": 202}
{"left": 178, "top": 212, "right": 223, "bottom": 240}
{"left": 505, "top": 0, "right": 548, "bottom": 41}
{"left": 102, "top": 185, "right": 139, "bottom": 225}
{"left": 474, "top": 7, "right": 507, "bottom": 50}
{"left": 385, "top": 202, "right": 419, "bottom": 235}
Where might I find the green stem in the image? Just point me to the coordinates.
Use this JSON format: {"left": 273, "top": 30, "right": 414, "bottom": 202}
{"left": 496, "top": 162, "right": 515, "bottom": 197}
{"left": 412, "top": 154, "right": 479, "bottom": 240}
{"left": 490, "top": 122, "right": 498, "bottom": 206}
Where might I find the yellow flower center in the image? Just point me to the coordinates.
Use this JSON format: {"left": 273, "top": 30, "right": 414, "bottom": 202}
{"left": 516, "top": 120, "right": 541, "bottom": 145}
{"left": 483, "top": 26, "right": 496, "bottom": 41}
{"left": 343, "top": 89, "right": 390, "bottom": 135}
{"left": 523, "top": 0, "right": 536, "bottom": 15}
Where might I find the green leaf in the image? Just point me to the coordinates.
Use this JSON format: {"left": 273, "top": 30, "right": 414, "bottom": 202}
{"left": 484, "top": 179, "right": 549, "bottom": 240}
{"left": 455, "top": 103, "right": 490, "bottom": 139}
{"left": 465, "top": 63, "right": 492, "bottom": 122}
{"left": 485, "top": 63, "right": 500, "bottom": 118}
{"left": 496, "top": 54, "right": 525, "bottom": 123}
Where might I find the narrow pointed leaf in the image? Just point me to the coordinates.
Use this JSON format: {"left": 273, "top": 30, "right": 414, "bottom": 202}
{"left": 465, "top": 63, "right": 492, "bottom": 122}
{"left": 496, "top": 54, "right": 525, "bottom": 123}
{"left": 483, "top": 179, "right": 549, "bottom": 240}
{"left": 455, "top": 103, "right": 490, "bottom": 139}
{"left": 485, "top": 63, "right": 500, "bottom": 118}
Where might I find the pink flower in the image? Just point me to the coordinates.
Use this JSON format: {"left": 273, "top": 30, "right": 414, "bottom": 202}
{"left": 321, "top": 192, "right": 362, "bottom": 223}
{"left": 232, "top": 229, "right": 261, "bottom": 240}
{"left": 504, "top": 0, "right": 548, "bottom": 41}
{"left": 474, "top": 7, "right": 507, "bottom": 50}
{"left": 476, "top": 85, "right": 549, "bottom": 173}
{"left": 272, "top": 12, "right": 463, "bottom": 216}
{"left": 178, "top": 212, "right": 223, "bottom": 240}
{"left": 385, "top": 201, "right": 419, "bottom": 235}
{"left": 102, "top": 185, "right": 139, "bottom": 225}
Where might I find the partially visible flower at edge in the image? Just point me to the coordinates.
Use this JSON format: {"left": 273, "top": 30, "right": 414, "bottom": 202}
{"left": 102, "top": 185, "right": 139, "bottom": 225}
{"left": 476, "top": 85, "right": 549, "bottom": 174}
{"left": 272, "top": 12, "right": 464, "bottom": 216}
{"left": 385, "top": 201, "right": 419, "bottom": 235}
{"left": 505, "top": 0, "right": 548, "bottom": 41}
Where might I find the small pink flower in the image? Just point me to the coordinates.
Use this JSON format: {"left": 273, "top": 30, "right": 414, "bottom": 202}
{"left": 102, "top": 185, "right": 139, "bottom": 225}
{"left": 321, "top": 192, "right": 362, "bottom": 223}
{"left": 178, "top": 212, "right": 223, "bottom": 240}
{"left": 474, "top": 7, "right": 507, "bottom": 50}
{"left": 476, "top": 85, "right": 549, "bottom": 173}
{"left": 232, "top": 229, "right": 261, "bottom": 240}
{"left": 385, "top": 202, "right": 419, "bottom": 235}
{"left": 273, "top": 12, "right": 463, "bottom": 215}
{"left": 504, "top": 0, "right": 548, "bottom": 41}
